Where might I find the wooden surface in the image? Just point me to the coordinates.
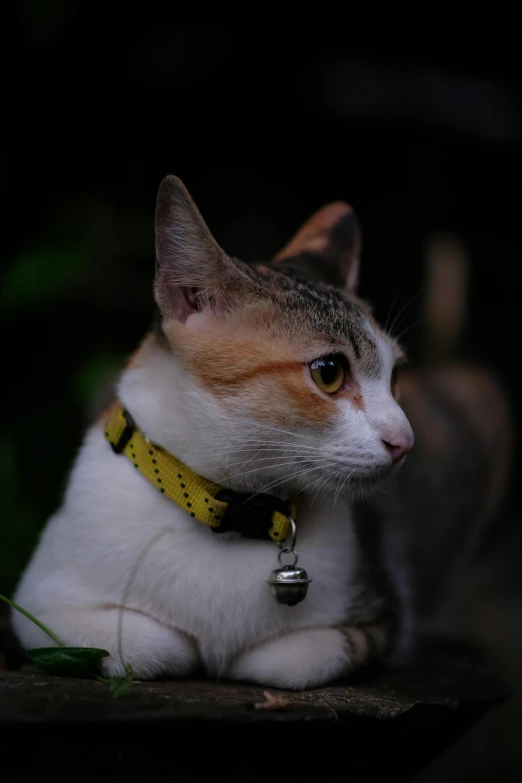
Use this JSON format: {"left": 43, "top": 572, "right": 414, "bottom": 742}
{"left": 0, "top": 659, "right": 510, "bottom": 782}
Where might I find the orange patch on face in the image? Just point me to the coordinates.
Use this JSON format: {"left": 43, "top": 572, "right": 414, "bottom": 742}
{"left": 165, "top": 319, "right": 338, "bottom": 426}
{"left": 274, "top": 202, "right": 353, "bottom": 262}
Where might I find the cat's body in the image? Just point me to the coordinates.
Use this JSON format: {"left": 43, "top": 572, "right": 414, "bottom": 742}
{"left": 12, "top": 177, "right": 510, "bottom": 687}
{"left": 14, "top": 364, "right": 362, "bottom": 685}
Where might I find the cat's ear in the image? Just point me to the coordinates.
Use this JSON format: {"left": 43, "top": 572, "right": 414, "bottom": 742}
{"left": 154, "top": 175, "right": 244, "bottom": 322}
{"left": 273, "top": 202, "right": 361, "bottom": 291}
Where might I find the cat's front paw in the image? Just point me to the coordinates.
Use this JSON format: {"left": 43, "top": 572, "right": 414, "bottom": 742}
{"left": 227, "top": 627, "right": 351, "bottom": 690}
{"left": 12, "top": 605, "right": 200, "bottom": 681}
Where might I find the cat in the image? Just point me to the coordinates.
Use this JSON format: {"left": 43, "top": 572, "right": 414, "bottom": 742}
{"left": 356, "top": 236, "right": 513, "bottom": 663}
{"left": 14, "top": 175, "right": 511, "bottom": 688}
{"left": 11, "top": 175, "right": 416, "bottom": 688}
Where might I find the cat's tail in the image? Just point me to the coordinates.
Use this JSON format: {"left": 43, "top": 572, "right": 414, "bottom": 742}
{"left": 421, "top": 234, "right": 469, "bottom": 364}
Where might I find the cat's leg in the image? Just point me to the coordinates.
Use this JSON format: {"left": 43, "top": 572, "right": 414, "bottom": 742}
{"left": 227, "top": 622, "right": 388, "bottom": 690}
{"left": 14, "top": 606, "right": 199, "bottom": 679}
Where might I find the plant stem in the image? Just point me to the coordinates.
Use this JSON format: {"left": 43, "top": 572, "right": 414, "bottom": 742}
{"left": 0, "top": 593, "right": 65, "bottom": 647}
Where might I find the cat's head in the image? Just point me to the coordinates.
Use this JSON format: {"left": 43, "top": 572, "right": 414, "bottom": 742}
{"left": 149, "top": 175, "right": 413, "bottom": 498}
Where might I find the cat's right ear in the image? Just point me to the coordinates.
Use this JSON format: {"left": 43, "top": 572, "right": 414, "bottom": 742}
{"left": 154, "top": 176, "right": 243, "bottom": 323}
{"left": 273, "top": 202, "right": 361, "bottom": 292}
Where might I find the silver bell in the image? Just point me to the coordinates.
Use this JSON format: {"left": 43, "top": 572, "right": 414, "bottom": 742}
{"left": 267, "top": 517, "right": 311, "bottom": 606}
{"left": 268, "top": 564, "right": 311, "bottom": 606}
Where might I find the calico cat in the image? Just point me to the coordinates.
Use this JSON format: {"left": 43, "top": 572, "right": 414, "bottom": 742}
{"left": 12, "top": 176, "right": 509, "bottom": 688}
{"left": 12, "top": 176, "right": 414, "bottom": 688}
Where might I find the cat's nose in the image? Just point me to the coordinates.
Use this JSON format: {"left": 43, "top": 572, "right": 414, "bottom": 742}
{"left": 382, "top": 435, "right": 413, "bottom": 463}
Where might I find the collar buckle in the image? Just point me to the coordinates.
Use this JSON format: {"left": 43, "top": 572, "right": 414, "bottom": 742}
{"left": 110, "top": 409, "right": 136, "bottom": 454}
{"left": 212, "top": 489, "right": 290, "bottom": 540}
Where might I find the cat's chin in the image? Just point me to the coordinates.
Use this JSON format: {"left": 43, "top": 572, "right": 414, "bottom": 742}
{"left": 343, "top": 460, "right": 406, "bottom": 499}
{"left": 341, "top": 475, "right": 387, "bottom": 500}
{"left": 290, "top": 463, "right": 394, "bottom": 501}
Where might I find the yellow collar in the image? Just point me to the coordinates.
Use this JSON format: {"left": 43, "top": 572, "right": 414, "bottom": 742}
{"left": 104, "top": 405, "right": 294, "bottom": 543}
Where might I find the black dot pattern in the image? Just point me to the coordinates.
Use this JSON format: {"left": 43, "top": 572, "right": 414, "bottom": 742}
{"left": 106, "top": 408, "right": 230, "bottom": 532}
{"left": 130, "top": 438, "right": 227, "bottom": 529}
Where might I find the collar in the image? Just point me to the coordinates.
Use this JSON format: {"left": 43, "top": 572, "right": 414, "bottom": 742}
{"left": 104, "top": 405, "right": 295, "bottom": 543}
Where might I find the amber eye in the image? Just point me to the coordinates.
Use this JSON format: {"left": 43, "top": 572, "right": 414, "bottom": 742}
{"left": 310, "top": 355, "right": 346, "bottom": 394}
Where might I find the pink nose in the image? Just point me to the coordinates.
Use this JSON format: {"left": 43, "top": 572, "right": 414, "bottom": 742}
{"left": 383, "top": 438, "right": 412, "bottom": 463}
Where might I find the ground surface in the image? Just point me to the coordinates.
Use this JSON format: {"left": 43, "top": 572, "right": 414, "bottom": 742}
{"left": 0, "top": 658, "right": 511, "bottom": 782}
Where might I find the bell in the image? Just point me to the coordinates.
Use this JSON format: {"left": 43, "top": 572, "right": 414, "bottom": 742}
{"left": 267, "top": 565, "right": 312, "bottom": 606}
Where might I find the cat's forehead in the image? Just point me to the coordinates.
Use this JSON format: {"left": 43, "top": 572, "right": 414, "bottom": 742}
{"left": 239, "top": 262, "right": 397, "bottom": 370}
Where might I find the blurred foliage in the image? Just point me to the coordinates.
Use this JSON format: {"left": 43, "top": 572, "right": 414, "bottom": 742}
{"left": 0, "top": 436, "right": 40, "bottom": 592}
{"left": 1, "top": 246, "right": 87, "bottom": 310}
{"left": 0, "top": 207, "right": 146, "bottom": 594}
{"left": 72, "top": 353, "right": 122, "bottom": 408}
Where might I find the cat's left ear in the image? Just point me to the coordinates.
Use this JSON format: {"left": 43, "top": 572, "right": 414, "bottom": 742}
{"left": 154, "top": 175, "right": 246, "bottom": 323}
{"left": 273, "top": 202, "right": 361, "bottom": 291}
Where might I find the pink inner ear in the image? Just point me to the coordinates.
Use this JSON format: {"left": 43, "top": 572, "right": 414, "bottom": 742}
{"left": 185, "top": 304, "right": 220, "bottom": 333}
{"left": 158, "top": 279, "right": 200, "bottom": 324}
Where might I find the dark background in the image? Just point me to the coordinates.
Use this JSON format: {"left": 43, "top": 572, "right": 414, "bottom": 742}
{"left": 3, "top": 5, "right": 521, "bottom": 596}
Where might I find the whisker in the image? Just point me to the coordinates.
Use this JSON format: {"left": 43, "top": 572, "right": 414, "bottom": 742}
{"left": 215, "top": 442, "right": 324, "bottom": 457}
{"left": 223, "top": 455, "right": 378, "bottom": 473}
{"left": 395, "top": 317, "right": 424, "bottom": 343}
{"left": 215, "top": 457, "right": 324, "bottom": 485}
{"left": 309, "top": 471, "right": 331, "bottom": 512}
{"left": 384, "top": 290, "right": 401, "bottom": 333}
{"left": 388, "top": 289, "right": 421, "bottom": 338}
{"left": 333, "top": 471, "right": 344, "bottom": 508}
{"left": 237, "top": 462, "right": 334, "bottom": 506}
{"left": 246, "top": 421, "right": 318, "bottom": 442}
{"left": 224, "top": 454, "right": 314, "bottom": 469}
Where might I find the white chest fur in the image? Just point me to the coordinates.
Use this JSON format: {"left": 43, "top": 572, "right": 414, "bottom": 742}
{"left": 13, "top": 426, "right": 358, "bottom": 676}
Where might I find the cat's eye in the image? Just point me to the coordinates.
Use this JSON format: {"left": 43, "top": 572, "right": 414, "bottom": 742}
{"left": 310, "top": 355, "right": 346, "bottom": 394}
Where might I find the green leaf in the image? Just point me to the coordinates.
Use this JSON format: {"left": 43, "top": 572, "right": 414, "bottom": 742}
{"left": 27, "top": 646, "right": 110, "bottom": 678}
{"left": 108, "top": 676, "right": 133, "bottom": 698}
{"left": 108, "top": 663, "right": 134, "bottom": 699}
{"left": 0, "top": 594, "right": 64, "bottom": 646}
